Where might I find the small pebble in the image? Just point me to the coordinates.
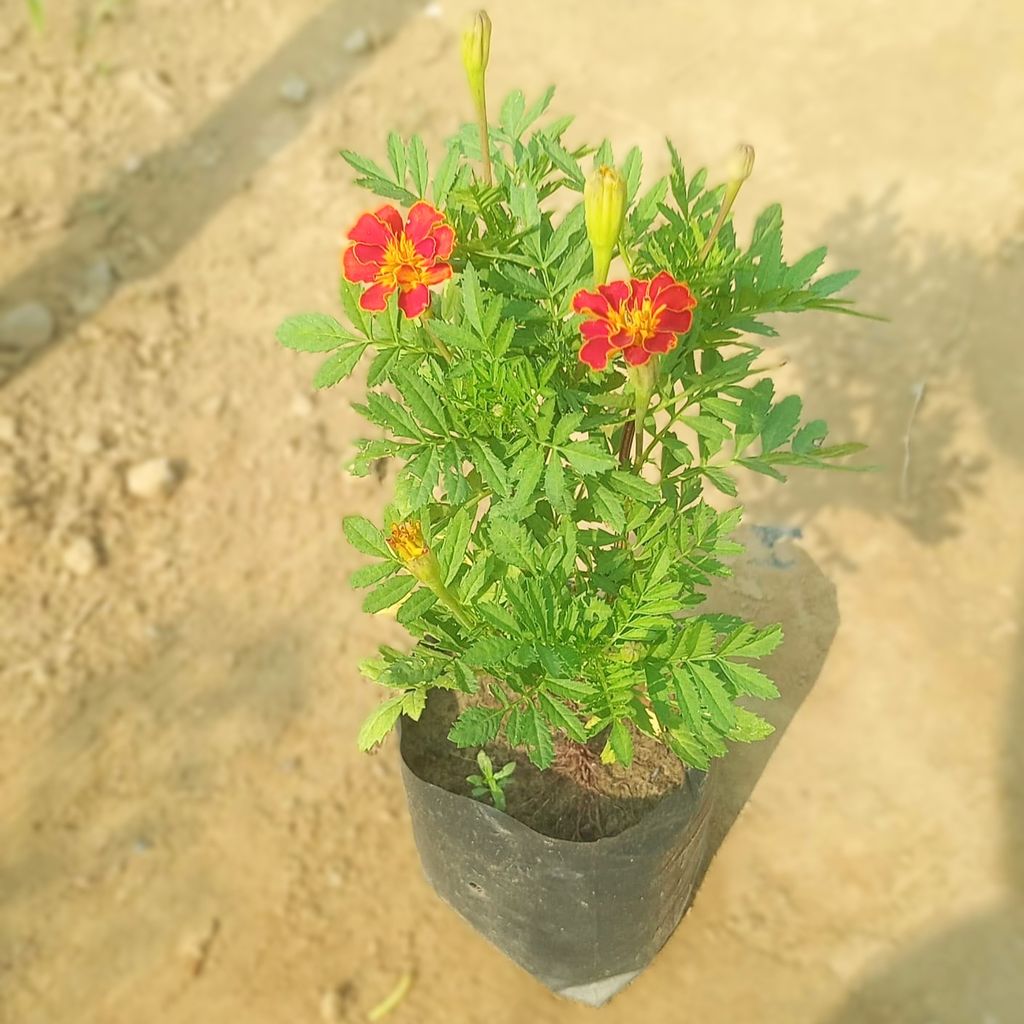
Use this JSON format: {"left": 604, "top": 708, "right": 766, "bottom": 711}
{"left": 63, "top": 536, "right": 101, "bottom": 576}
{"left": 289, "top": 393, "right": 314, "bottom": 418}
{"left": 0, "top": 413, "right": 18, "bottom": 444}
{"left": 71, "top": 257, "right": 116, "bottom": 315}
{"left": 343, "top": 27, "right": 372, "bottom": 54}
{"left": 0, "top": 302, "right": 55, "bottom": 349}
{"left": 279, "top": 74, "right": 311, "bottom": 105}
{"left": 125, "top": 457, "right": 180, "bottom": 499}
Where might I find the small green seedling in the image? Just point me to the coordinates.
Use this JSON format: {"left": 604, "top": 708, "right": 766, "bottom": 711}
{"left": 467, "top": 750, "right": 515, "bottom": 812}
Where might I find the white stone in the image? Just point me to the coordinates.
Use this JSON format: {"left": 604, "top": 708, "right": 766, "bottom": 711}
{"left": 63, "top": 536, "right": 101, "bottom": 576}
{"left": 279, "top": 74, "right": 311, "bottom": 105}
{"left": 0, "top": 302, "right": 55, "bottom": 349}
{"left": 343, "top": 27, "right": 372, "bottom": 54}
{"left": 125, "top": 457, "right": 179, "bottom": 499}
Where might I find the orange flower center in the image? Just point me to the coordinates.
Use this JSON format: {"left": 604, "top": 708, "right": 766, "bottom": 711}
{"left": 609, "top": 299, "right": 660, "bottom": 344}
{"left": 378, "top": 235, "right": 426, "bottom": 291}
{"left": 388, "top": 521, "right": 429, "bottom": 562}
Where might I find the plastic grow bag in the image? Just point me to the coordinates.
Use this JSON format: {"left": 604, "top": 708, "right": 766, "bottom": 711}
{"left": 398, "top": 724, "right": 715, "bottom": 1006}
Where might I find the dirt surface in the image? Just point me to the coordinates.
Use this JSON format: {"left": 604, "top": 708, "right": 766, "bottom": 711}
{"left": 401, "top": 689, "right": 687, "bottom": 841}
{"left": 1, "top": 1, "right": 1023, "bottom": 1022}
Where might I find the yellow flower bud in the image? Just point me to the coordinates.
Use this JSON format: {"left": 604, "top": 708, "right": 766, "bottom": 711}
{"left": 461, "top": 10, "right": 492, "bottom": 109}
{"left": 584, "top": 165, "right": 626, "bottom": 286}
{"left": 726, "top": 143, "right": 755, "bottom": 186}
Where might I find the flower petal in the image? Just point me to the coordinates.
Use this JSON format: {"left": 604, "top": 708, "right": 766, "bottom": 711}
{"left": 629, "top": 279, "right": 649, "bottom": 307}
{"left": 598, "top": 281, "right": 630, "bottom": 307}
{"left": 579, "top": 334, "right": 615, "bottom": 371}
{"left": 414, "top": 235, "right": 437, "bottom": 261}
{"left": 349, "top": 212, "right": 392, "bottom": 246}
{"left": 608, "top": 329, "right": 631, "bottom": 350}
{"left": 573, "top": 288, "right": 610, "bottom": 318}
{"left": 657, "top": 309, "right": 693, "bottom": 334}
{"left": 430, "top": 224, "right": 455, "bottom": 260}
{"left": 373, "top": 205, "right": 404, "bottom": 235}
{"left": 352, "top": 242, "right": 386, "bottom": 264}
{"left": 398, "top": 283, "right": 431, "bottom": 318}
{"left": 644, "top": 330, "right": 677, "bottom": 354}
{"left": 623, "top": 344, "right": 652, "bottom": 366}
{"left": 424, "top": 262, "right": 453, "bottom": 285}
{"left": 579, "top": 319, "right": 611, "bottom": 343}
{"left": 360, "top": 282, "right": 394, "bottom": 311}
{"left": 655, "top": 284, "right": 697, "bottom": 312}
{"left": 647, "top": 270, "right": 676, "bottom": 300}
{"left": 405, "top": 201, "right": 443, "bottom": 244}
{"left": 343, "top": 246, "right": 381, "bottom": 283}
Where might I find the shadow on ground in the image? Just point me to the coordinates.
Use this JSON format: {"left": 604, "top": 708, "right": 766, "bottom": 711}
{"left": 0, "top": 0, "right": 419, "bottom": 385}
{"left": 779, "top": 200, "right": 1024, "bottom": 1019}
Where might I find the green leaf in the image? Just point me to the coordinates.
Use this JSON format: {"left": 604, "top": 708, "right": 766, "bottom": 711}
{"left": 729, "top": 706, "right": 775, "bottom": 742}
{"left": 718, "top": 623, "right": 784, "bottom": 658}
{"left": 340, "top": 149, "right": 393, "bottom": 183}
{"left": 396, "top": 588, "right": 437, "bottom": 626}
{"left": 276, "top": 313, "right": 355, "bottom": 352}
{"left": 343, "top": 516, "right": 391, "bottom": 557}
{"left": 314, "top": 344, "right": 367, "bottom": 387}
{"left": 689, "top": 663, "right": 736, "bottom": 731}
{"left": 401, "top": 688, "right": 428, "bottom": 721}
{"left": 761, "top": 395, "right": 803, "bottom": 452}
{"left": 503, "top": 447, "right": 545, "bottom": 516}
{"left": 592, "top": 485, "right": 626, "bottom": 533}
{"left": 792, "top": 419, "right": 828, "bottom": 454}
{"left": 357, "top": 694, "right": 404, "bottom": 751}
{"left": 363, "top": 574, "right": 417, "bottom": 613}
{"left": 786, "top": 246, "right": 827, "bottom": 288}
{"left": 395, "top": 370, "right": 448, "bottom": 436}
{"left": 500, "top": 89, "right": 526, "bottom": 137}
{"left": 621, "top": 146, "right": 643, "bottom": 203}
{"left": 552, "top": 411, "right": 585, "bottom": 446}
{"left": 703, "top": 466, "right": 738, "bottom": 497}
{"left": 540, "top": 135, "right": 586, "bottom": 189}
{"left": 489, "top": 517, "right": 535, "bottom": 570}
{"left": 520, "top": 706, "right": 555, "bottom": 769}
{"left": 609, "top": 720, "right": 634, "bottom": 767}
{"left": 717, "top": 660, "right": 780, "bottom": 700}
{"left": 472, "top": 440, "right": 510, "bottom": 496}
{"left": 350, "top": 561, "right": 398, "bottom": 588}
{"left": 462, "top": 262, "right": 485, "bottom": 336}
{"left": 449, "top": 705, "right": 505, "bottom": 747}
{"left": 811, "top": 268, "right": 859, "bottom": 297}
{"left": 464, "top": 637, "right": 519, "bottom": 668}
{"left": 441, "top": 509, "right": 472, "bottom": 585}
{"left": 538, "top": 691, "right": 588, "bottom": 742}
{"left": 544, "top": 455, "right": 569, "bottom": 513}
{"left": 408, "top": 135, "right": 429, "bottom": 196}
{"left": 386, "top": 131, "right": 407, "bottom": 187}
{"left": 433, "top": 142, "right": 462, "bottom": 206}
{"left": 608, "top": 470, "right": 661, "bottom": 503}
{"left": 562, "top": 441, "right": 616, "bottom": 475}
{"left": 680, "top": 415, "right": 732, "bottom": 444}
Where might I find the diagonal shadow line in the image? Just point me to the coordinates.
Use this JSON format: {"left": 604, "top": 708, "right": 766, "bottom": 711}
{"left": 0, "top": 0, "right": 420, "bottom": 387}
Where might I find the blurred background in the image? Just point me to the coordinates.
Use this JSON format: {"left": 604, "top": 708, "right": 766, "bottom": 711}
{"left": 1, "top": 1, "right": 1022, "bottom": 1021}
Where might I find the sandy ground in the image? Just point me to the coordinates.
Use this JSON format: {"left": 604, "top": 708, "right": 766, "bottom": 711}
{"left": 1, "top": 1, "right": 1023, "bottom": 1021}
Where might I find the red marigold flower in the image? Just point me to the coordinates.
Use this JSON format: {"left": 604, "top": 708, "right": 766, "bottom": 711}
{"left": 572, "top": 272, "right": 697, "bottom": 371}
{"left": 341, "top": 201, "right": 455, "bottom": 318}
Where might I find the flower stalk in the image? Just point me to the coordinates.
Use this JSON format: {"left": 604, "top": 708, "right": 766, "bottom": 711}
{"left": 388, "top": 521, "right": 475, "bottom": 630}
{"left": 698, "top": 143, "right": 754, "bottom": 263}
{"left": 461, "top": 10, "right": 493, "bottom": 186}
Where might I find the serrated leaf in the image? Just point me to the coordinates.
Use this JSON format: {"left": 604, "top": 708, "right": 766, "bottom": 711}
{"left": 314, "top": 344, "right": 367, "bottom": 387}
{"left": 503, "top": 447, "right": 545, "bottom": 516}
{"left": 472, "top": 439, "right": 510, "bottom": 496}
{"left": 680, "top": 415, "right": 732, "bottom": 444}
{"left": 396, "top": 587, "right": 437, "bottom": 626}
{"left": 761, "top": 395, "right": 802, "bottom": 452}
{"left": 462, "top": 262, "right": 485, "bottom": 336}
{"left": 343, "top": 515, "right": 391, "bottom": 557}
{"left": 520, "top": 705, "right": 555, "bottom": 769}
{"left": 362, "top": 574, "right": 417, "bottom": 613}
{"left": 357, "top": 695, "right": 405, "bottom": 751}
{"left": 408, "top": 135, "right": 429, "bottom": 196}
{"left": 401, "top": 688, "right": 428, "bottom": 720}
{"left": 717, "top": 660, "right": 780, "bottom": 700}
{"left": 386, "top": 131, "right": 407, "bottom": 187}
{"left": 449, "top": 705, "right": 504, "bottom": 747}
{"left": 719, "top": 623, "right": 784, "bottom": 658}
{"left": 562, "top": 441, "right": 616, "bottom": 475}
{"left": 395, "top": 370, "right": 448, "bottom": 436}
{"left": 792, "top": 419, "right": 828, "bottom": 454}
{"left": 463, "top": 637, "right": 519, "bottom": 668}
{"left": 276, "top": 312, "right": 355, "bottom": 352}
{"left": 728, "top": 706, "right": 776, "bottom": 742}
{"left": 811, "top": 268, "right": 859, "bottom": 297}
{"left": 609, "top": 720, "right": 634, "bottom": 767}
{"left": 703, "top": 466, "right": 738, "bottom": 496}
{"left": 608, "top": 470, "right": 660, "bottom": 502}
{"left": 538, "top": 691, "right": 588, "bottom": 742}
{"left": 489, "top": 517, "right": 534, "bottom": 570}
{"left": 544, "top": 455, "right": 569, "bottom": 513}
{"left": 441, "top": 509, "right": 472, "bottom": 585}
{"left": 592, "top": 484, "right": 626, "bottom": 533}
{"left": 350, "top": 561, "right": 398, "bottom": 588}
{"left": 689, "top": 662, "right": 736, "bottom": 730}
{"left": 433, "top": 142, "right": 461, "bottom": 206}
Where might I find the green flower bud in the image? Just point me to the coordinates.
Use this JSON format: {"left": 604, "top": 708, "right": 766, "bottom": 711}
{"left": 726, "top": 143, "right": 755, "bottom": 186}
{"left": 584, "top": 165, "right": 626, "bottom": 286}
{"left": 461, "top": 10, "right": 492, "bottom": 111}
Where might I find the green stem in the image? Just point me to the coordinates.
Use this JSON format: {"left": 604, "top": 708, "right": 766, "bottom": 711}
{"left": 475, "top": 94, "right": 493, "bottom": 187}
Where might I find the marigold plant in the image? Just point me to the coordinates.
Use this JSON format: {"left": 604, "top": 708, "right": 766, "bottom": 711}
{"left": 276, "top": 14, "right": 865, "bottom": 772}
